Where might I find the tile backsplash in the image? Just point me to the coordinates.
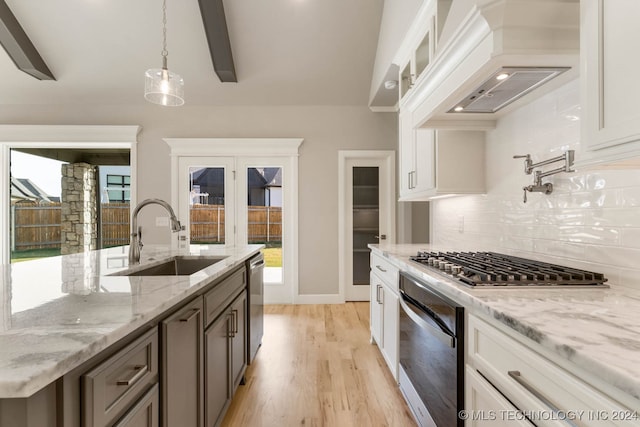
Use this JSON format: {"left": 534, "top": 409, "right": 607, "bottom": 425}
{"left": 430, "top": 79, "right": 640, "bottom": 290}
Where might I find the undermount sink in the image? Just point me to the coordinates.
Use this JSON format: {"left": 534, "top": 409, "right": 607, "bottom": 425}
{"left": 114, "top": 256, "right": 227, "bottom": 276}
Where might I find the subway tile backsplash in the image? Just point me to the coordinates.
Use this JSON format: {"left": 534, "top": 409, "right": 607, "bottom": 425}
{"left": 430, "top": 79, "right": 640, "bottom": 290}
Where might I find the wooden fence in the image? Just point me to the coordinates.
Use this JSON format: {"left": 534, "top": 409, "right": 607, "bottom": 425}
{"left": 190, "top": 204, "right": 281, "bottom": 244}
{"left": 12, "top": 203, "right": 281, "bottom": 250}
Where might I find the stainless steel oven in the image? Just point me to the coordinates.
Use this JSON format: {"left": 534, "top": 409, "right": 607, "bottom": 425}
{"left": 398, "top": 272, "right": 464, "bottom": 427}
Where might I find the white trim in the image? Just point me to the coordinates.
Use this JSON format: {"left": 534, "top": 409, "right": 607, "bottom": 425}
{"left": 166, "top": 138, "right": 302, "bottom": 304}
{"left": 165, "top": 138, "right": 303, "bottom": 157}
{"left": 369, "top": 106, "right": 399, "bottom": 113}
{"left": 0, "top": 125, "right": 139, "bottom": 264}
{"left": 338, "top": 150, "right": 396, "bottom": 302}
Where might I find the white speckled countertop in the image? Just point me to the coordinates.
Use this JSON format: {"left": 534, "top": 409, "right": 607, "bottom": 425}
{"left": 0, "top": 244, "right": 262, "bottom": 398}
{"left": 371, "top": 244, "right": 640, "bottom": 403}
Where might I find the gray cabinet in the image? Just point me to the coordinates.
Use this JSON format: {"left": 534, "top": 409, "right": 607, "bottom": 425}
{"left": 205, "top": 311, "right": 232, "bottom": 427}
{"left": 113, "top": 384, "right": 160, "bottom": 427}
{"left": 82, "top": 328, "right": 159, "bottom": 427}
{"left": 230, "top": 292, "right": 247, "bottom": 393}
{"left": 161, "top": 297, "right": 204, "bottom": 427}
{"left": 204, "top": 290, "right": 247, "bottom": 427}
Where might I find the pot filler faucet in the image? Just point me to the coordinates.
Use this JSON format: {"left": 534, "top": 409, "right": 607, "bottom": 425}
{"left": 513, "top": 150, "right": 575, "bottom": 203}
{"left": 129, "top": 198, "right": 182, "bottom": 265}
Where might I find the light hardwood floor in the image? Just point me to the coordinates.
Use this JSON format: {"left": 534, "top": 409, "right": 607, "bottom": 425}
{"left": 221, "top": 303, "right": 416, "bottom": 427}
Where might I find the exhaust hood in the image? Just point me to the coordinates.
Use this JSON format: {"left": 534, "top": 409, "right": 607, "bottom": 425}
{"left": 398, "top": 0, "right": 579, "bottom": 128}
{"left": 447, "top": 67, "right": 570, "bottom": 114}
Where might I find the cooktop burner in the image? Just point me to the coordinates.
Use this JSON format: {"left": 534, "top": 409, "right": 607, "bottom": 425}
{"left": 410, "top": 251, "right": 608, "bottom": 288}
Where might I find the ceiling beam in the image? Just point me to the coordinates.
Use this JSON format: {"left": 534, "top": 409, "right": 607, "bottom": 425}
{"left": 0, "top": 0, "right": 55, "bottom": 80}
{"left": 198, "top": 0, "right": 237, "bottom": 82}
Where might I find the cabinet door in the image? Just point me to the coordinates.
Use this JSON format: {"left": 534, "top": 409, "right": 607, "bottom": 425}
{"left": 161, "top": 298, "right": 203, "bottom": 427}
{"left": 370, "top": 272, "right": 383, "bottom": 346}
{"left": 413, "top": 129, "right": 436, "bottom": 193}
{"left": 230, "top": 292, "right": 247, "bottom": 393}
{"left": 113, "top": 384, "right": 160, "bottom": 427}
{"left": 466, "top": 367, "right": 533, "bottom": 427}
{"left": 583, "top": 0, "right": 640, "bottom": 151}
{"left": 205, "top": 312, "right": 232, "bottom": 427}
{"left": 398, "top": 109, "right": 415, "bottom": 199}
{"left": 381, "top": 284, "right": 399, "bottom": 380}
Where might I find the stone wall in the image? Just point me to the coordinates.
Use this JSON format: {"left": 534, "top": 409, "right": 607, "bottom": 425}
{"left": 60, "top": 163, "right": 97, "bottom": 255}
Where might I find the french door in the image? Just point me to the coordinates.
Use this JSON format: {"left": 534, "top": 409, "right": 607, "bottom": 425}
{"left": 177, "top": 156, "right": 291, "bottom": 302}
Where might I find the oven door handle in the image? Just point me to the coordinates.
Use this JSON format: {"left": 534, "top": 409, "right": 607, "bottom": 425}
{"left": 399, "top": 296, "right": 455, "bottom": 348}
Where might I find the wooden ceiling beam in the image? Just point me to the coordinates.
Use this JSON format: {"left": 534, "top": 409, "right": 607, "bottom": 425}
{"left": 198, "top": 0, "right": 237, "bottom": 83}
{"left": 0, "top": 0, "right": 55, "bottom": 80}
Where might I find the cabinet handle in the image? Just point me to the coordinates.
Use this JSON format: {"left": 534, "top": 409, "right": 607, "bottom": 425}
{"left": 508, "top": 371, "right": 577, "bottom": 426}
{"left": 232, "top": 309, "right": 239, "bottom": 334}
{"left": 116, "top": 365, "right": 147, "bottom": 386}
{"left": 377, "top": 284, "right": 383, "bottom": 304}
{"left": 179, "top": 308, "right": 200, "bottom": 323}
{"left": 375, "top": 265, "right": 387, "bottom": 273}
{"left": 227, "top": 314, "right": 234, "bottom": 338}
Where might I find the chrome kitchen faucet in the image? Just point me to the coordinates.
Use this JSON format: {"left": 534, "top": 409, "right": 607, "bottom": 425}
{"left": 129, "top": 199, "right": 183, "bottom": 265}
{"left": 513, "top": 150, "right": 575, "bottom": 203}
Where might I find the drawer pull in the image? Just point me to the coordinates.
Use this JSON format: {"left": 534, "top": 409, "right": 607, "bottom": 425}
{"left": 116, "top": 365, "right": 148, "bottom": 386}
{"left": 375, "top": 265, "right": 387, "bottom": 273}
{"left": 508, "top": 370, "right": 577, "bottom": 426}
{"left": 179, "top": 308, "right": 200, "bottom": 323}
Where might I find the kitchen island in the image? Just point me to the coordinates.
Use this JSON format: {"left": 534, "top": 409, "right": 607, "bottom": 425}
{"left": 0, "top": 244, "right": 262, "bottom": 426}
{"left": 371, "top": 244, "right": 640, "bottom": 425}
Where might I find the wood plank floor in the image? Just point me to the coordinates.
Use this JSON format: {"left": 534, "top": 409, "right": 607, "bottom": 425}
{"left": 221, "top": 303, "right": 416, "bottom": 427}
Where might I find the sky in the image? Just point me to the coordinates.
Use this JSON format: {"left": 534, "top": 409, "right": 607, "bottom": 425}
{"left": 10, "top": 151, "right": 65, "bottom": 197}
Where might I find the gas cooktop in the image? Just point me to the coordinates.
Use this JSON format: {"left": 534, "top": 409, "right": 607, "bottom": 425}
{"left": 410, "top": 251, "right": 608, "bottom": 288}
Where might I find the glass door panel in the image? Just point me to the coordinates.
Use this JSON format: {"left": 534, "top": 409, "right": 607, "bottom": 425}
{"left": 246, "top": 167, "right": 283, "bottom": 284}
{"left": 178, "top": 157, "right": 235, "bottom": 247}
{"left": 352, "top": 167, "right": 379, "bottom": 286}
{"left": 188, "top": 167, "right": 226, "bottom": 245}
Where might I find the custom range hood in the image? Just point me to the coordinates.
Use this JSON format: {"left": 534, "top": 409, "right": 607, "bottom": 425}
{"left": 402, "top": 0, "right": 580, "bottom": 128}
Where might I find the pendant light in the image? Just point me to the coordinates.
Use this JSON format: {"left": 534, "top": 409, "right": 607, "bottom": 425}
{"left": 144, "top": 0, "right": 184, "bottom": 106}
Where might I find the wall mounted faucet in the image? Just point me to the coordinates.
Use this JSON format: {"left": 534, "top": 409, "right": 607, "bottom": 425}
{"left": 513, "top": 150, "right": 575, "bottom": 203}
{"left": 129, "top": 198, "right": 183, "bottom": 265}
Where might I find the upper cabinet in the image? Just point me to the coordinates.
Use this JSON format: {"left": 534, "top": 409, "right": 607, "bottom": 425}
{"left": 399, "top": 109, "right": 485, "bottom": 201}
{"left": 581, "top": 0, "right": 640, "bottom": 155}
{"left": 398, "top": 0, "right": 451, "bottom": 105}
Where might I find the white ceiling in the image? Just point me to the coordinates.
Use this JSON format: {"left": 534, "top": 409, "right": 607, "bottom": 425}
{"left": 1, "top": 0, "right": 384, "bottom": 107}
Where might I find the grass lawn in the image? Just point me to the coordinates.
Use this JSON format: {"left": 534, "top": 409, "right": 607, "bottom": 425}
{"left": 11, "top": 248, "right": 61, "bottom": 263}
{"left": 262, "top": 247, "right": 282, "bottom": 267}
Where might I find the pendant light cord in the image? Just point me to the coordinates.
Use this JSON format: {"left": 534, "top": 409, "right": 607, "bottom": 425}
{"left": 161, "top": 0, "right": 168, "bottom": 67}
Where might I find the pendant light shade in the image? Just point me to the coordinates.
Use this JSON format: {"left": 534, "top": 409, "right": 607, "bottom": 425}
{"left": 144, "top": 0, "right": 184, "bottom": 106}
{"left": 144, "top": 67, "right": 184, "bottom": 106}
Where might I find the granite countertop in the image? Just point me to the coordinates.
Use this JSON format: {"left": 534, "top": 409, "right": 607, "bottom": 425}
{"left": 0, "top": 244, "right": 262, "bottom": 398}
{"left": 371, "top": 244, "right": 640, "bottom": 403}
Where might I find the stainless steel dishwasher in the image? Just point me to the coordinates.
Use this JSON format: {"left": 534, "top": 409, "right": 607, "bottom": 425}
{"left": 246, "top": 253, "right": 264, "bottom": 364}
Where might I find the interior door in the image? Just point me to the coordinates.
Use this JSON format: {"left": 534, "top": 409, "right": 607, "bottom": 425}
{"left": 178, "top": 157, "right": 235, "bottom": 246}
{"left": 345, "top": 156, "right": 393, "bottom": 301}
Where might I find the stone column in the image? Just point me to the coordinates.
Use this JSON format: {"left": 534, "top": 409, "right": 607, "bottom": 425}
{"left": 60, "top": 163, "right": 98, "bottom": 255}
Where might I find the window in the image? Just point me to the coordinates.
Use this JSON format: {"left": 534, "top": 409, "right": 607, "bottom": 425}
{"left": 106, "top": 174, "right": 130, "bottom": 202}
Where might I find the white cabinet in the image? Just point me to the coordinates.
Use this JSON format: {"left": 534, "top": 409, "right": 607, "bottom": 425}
{"left": 582, "top": 0, "right": 640, "bottom": 153}
{"left": 466, "top": 367, "right": 533, "bottom": 427}
{"left": 398, "top": 125, "right": 485, "bottom": 201}
{"left": 369, "top": 252, "right": 399, "bottom": 380}
{"left": 467, "top": 314, "right": 640, "bottom": 427}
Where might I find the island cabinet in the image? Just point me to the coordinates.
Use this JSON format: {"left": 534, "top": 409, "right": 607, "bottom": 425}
{"left": 582, "top": 0, "right": 640, "bottom": 156}
{"left": 466, "top": 314, "right": 640, "bottom": 427}
{"left": 160, "top": 297, "right": 204, "bottom": 427}
{"left": 203, "top": 267, "right": 247, "bottom": 427}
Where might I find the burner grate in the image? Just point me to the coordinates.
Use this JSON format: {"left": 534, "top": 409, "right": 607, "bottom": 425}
{"left": 410, "top": 251, "right": 608, "bottom": 287}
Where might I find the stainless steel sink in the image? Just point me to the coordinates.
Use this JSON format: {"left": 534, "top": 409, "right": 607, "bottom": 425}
{"left": 115, "top": 256, "right": 227, "bottom": 276}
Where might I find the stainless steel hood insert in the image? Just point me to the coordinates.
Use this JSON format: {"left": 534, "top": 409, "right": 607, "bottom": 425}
{"left": 447, "top": 67, "right": 570, "bottom": 114}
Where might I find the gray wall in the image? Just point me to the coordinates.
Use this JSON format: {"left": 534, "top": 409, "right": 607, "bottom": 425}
{"left": 0, "top": 104, "right": 397, "bottom": 296}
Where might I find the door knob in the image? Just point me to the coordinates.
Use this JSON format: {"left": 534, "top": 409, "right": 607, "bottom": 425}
{"left": 375, "top": 235, "right": 387, "bottom": 240}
